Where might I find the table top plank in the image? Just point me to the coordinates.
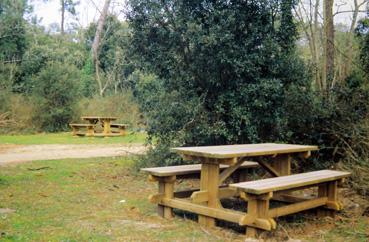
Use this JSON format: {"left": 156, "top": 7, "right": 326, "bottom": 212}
{"left": 69, "top": 123, "right": 95, "bottom": 127}
{"left": 172, "top": 143, "right": 318, "bottom": 159}
{"left": 81, "top": 116, "right": 118, "bottom": 120}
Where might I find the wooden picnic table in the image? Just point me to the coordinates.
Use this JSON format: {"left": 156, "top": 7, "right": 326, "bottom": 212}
{"left": 171, "top": 143, "right": 318, "bottom": 227}
{"left": 81, "top": 116, "right": 117, "bottom": 135}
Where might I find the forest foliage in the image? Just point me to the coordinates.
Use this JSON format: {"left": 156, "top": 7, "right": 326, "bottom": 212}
{"left": 0, "top": 0, "right": 140, "bottom": 132}
{"left": 127, "top": 0, "right": 369, "bottom": 194}
{"left": 0, "top": 0, "right": 368, "bottom": 193}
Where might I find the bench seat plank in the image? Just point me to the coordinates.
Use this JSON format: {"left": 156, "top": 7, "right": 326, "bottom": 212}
{"left": 141, "top": 161, "right": 259, "bottom": 177}
{"left": 230, "top": 170, "right": 350, "bottom": 195}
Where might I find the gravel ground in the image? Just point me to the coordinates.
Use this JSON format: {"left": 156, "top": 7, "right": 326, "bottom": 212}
{"left": 0, "top": 144, "right": 147, "bottom": 164}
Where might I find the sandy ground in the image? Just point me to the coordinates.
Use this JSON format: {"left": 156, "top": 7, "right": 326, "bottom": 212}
{"left": 0, "top": 144, "right": 147, "bottom": 165}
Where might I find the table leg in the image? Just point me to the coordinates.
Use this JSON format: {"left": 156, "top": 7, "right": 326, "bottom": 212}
{"left": 269, "top": 154, "right": 292, "bottom": 199}
{"left": 270, "top": 154, "right": 291, "bottom": 176}
{"left": 198, "top": 161, "right": 220, "bottom": 227}
{"left": 71, "top": 127, "right": 77, "bottom": 136}
{"left": 103, "top": 120, "right": 111, "bottom": 135}
{"left": 86, "top": 126, "right": 94, "bottom": 136}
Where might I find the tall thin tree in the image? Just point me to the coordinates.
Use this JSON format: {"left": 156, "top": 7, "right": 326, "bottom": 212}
{"left": 59, "top": 0, "right": 78, "bottom": 35}
{"left": 322, "top": 0, "right": 334, "bottom": 92}
{"left": 91, "top": 0, "right": 111, "bottom": 96}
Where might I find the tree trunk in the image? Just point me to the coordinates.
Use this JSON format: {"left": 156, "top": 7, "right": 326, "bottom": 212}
{"left": 61, "top": 0, "right": 65, "bottom": 35}
{"left": 323, "top": 0, "right": 335, "bottom": 92}
{"left": 92, "top": 0, "right": 111, "bottom": 96}
{"left": 313, "top": 0, "right": 321, "bottom": 91}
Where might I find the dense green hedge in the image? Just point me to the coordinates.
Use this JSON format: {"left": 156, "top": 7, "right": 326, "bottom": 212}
{"left": 128, "top": 0, "right": 369, "bottom": 183}
{"left": 128, "top": 0, "right": 310, "bottom": 166}
{"left": 31, "top": 62, "right": 81, "bottom": 132}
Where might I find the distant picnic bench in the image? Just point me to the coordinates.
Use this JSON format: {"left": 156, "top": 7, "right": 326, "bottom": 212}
{"left": 142, "top": 143, "right": 350, "bottom": 238}
{"left": 69, "top": 116, "right": 128, "bottom": 137}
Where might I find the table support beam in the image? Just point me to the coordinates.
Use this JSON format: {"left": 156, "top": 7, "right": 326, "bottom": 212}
{"left": 160, "top": 198, "right": 272, "bottom": 230}
{"left": 269, "top": 197, "right": 328, "bottom": 218}
{"left": 218, "top": 158, "right": 245, "bottom": 184}
{"left": 191, "top": 187, "right": 238, "bottom": 203}
{"left": 257, "top": 160, "right": 280, "bottom": 177}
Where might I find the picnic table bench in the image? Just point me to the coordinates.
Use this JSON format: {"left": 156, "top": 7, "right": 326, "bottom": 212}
{"left": 110, "top": 123, "right": 128, "bottom": 136}
{"left": 142, "top": 161, "right": 258, "bottom": 179}
{"left": 69, "top": 116, "right": 128, "bottom": 137}
{"left": 69, "top": 123, "right": 95, "bottom": 136}
{"left": 143, "top": 143, "right": 351, "bottom": 238}
{"left": 142, "top": 161, "right": 259, "bottom": 218}
{"left": 230, "top": 170, "right": 350, "bottom": 237}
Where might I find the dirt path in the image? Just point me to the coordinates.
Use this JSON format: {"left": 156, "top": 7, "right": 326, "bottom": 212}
{"left": 0, "top": 144, "right": 147, "bottom": 165}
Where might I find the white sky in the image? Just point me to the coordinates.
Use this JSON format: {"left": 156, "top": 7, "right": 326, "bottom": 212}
{"left": 31, "top": 0, "right": 367, "bottom": 31}
{"left": 31, "top": 0, "right": 126, "bottom": 31}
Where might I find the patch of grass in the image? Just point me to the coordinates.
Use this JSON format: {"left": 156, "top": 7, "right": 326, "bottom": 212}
{"left": 0, "top": 157, "right": 221, "bottom": 241}
{"left": 0, "top": 132, "right": 147, "bottom": 145}
{"left": 323, "top": 218, "right": 369, "bottom": 242}
{"left": 0, "top": 157, "right": 368, "bottom": 241}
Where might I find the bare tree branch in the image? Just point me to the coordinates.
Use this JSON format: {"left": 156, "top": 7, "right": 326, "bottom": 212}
{"left": 87, "top": 0, "right": 103, "bottom": 15}
{"left": 91, "top": 0, "right": 111, "bottom": 96}
{"left": 333, "top": 10, "right": 367, "bottom": 16}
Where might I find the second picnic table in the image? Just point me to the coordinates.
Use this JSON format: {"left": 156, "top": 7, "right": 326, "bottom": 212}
{"left": 171, "top": 143, "right": 318, "bottom": 227}
{"left": 81, "top": 116, "right": 117, "bottom": 136}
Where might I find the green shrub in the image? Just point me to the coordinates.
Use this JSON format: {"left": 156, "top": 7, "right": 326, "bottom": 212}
{"left": 128, "top": 0, "right": 310, "bottom": 167}
{"left": 0, "top": 90, "right": 11, "bottom": 112}
{"left": 0, "top": 0, "right": 28, "bottom": 61}
{"left": 16, "top": 31, "right": 87, "bottom": 93}
{"left": 0, "top": 93, "right": 36, "bottom": 133}
{"left": 31, "top": 61, "right": 81, "bottom": 132}
{"left": 129, "top": 0, "right": 369, "bottom": 198}
{"left": 78, "top": 91, "right": 142, "bottom": 129}
{"left": 283, "top": 80, "right": 369, "bottom": 166}
{"left": 0, "top": 61, "right": 34, "bottom": 133}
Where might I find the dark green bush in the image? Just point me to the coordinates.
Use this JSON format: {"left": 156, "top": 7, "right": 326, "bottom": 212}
{"left": 129, "top": 0, "right": 369, "bottom": 187}
{"left": 31, "top": 61, "right": 81, "bottom": 132}
{"left": 0, "top": 0, "right": 28, "bottom": 61}
{"left": 127, "top": 0, "right": 311, "bottom": 167}
{"left": 283, "top": 77, "right": 369, "bottom": 171}
{"left": 78, "top": 91, "right": 142, "bottom": 129}
{"left": 15, "top": 31, "right": 87, "bottom": 93}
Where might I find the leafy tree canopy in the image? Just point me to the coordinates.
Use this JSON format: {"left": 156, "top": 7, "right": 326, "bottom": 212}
{"left": 128, "top": 0, "right": 310, "bottom": 165}
{"left": 14, "top": 28, "right": 87, "bottom": 92}
{"left": 32, "top": 61, "right": 81, "bottom": 132}
{"left": 0, "top": 0, "right": 28, "bottom": 60}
